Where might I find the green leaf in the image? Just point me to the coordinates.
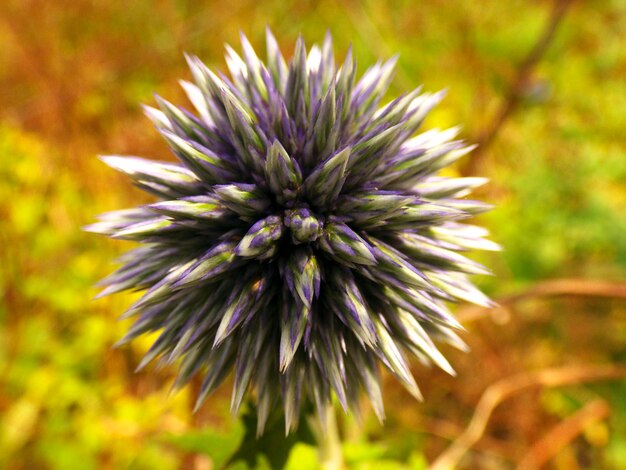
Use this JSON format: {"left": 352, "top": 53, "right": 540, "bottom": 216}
{"left": 163, "top": 420, "right": 246, "bottom": 469}
{"left": 227, "top": 404, "right": 315, "bottom": 470}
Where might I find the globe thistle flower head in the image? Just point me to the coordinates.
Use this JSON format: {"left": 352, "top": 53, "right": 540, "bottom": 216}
{"left": 87, "top": 29, "right": 498, "bottom": 434}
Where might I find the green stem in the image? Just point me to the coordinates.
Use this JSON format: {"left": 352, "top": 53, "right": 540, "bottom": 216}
{"left": 310, "top": 405, "right": 343, "bottom": 470}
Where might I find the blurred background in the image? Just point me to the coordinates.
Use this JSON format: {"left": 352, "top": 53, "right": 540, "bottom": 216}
{"left": 1, "top": 0, "right": 626, "bottom": 468}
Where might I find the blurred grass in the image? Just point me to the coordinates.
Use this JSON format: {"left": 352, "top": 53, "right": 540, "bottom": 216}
{"left": 1, "top": 0, "right": 626, "bottom": 468}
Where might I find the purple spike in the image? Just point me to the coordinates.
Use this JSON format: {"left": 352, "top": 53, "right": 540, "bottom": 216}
{"left": 90, "top": 29, "right": 496, "bottom": 435}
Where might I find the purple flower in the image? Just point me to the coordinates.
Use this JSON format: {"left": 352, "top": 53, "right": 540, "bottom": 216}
{"left": 87, "top": 30, "right": 498, "bottom": 434}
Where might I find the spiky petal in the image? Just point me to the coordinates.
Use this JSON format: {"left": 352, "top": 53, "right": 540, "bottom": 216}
{"left": 89, "top": 30, "right": 497, "bottom": 434}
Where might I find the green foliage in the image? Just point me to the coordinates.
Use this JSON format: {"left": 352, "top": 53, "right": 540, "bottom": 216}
{"left": 226, "top": 406, "right": 315, "bottom": 469}
{"left": 164, "top": 420, "right": 246, "bottom": 469}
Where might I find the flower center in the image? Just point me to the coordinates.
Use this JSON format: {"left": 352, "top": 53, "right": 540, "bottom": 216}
{"left": 284, "top": 208, "right": 323, "bottom": 244}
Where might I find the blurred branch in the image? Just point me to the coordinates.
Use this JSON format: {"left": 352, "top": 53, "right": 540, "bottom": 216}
{"left": 418, "top": 417, "right": 516, "bottom": 460}
{"left": 429, "top": 364, "right": 626, "bottom": 470}
{"left": 516, "top": 399, "right": 610, "bottom": 470}
{"left": 458, "top": 278, "right": 626, "bottom": 323}
{"left": 462, "top": 0, "right": 574, "bottom": 175}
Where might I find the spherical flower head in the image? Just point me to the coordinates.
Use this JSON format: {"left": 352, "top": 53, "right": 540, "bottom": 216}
{"left": 87, "top": 30, "right": 498, "bottom": 434}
